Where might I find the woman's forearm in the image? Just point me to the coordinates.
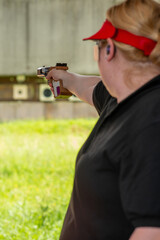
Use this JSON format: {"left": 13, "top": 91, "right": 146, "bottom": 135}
{"left": 64, "top": 72, "right": 101, "bottom": 96}
{"left": 129, "top": 228, "right": 160, "bottom": 240}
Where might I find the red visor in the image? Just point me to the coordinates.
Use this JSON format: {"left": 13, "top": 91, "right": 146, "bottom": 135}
{"left": 83, "top": 20, "right": 157, "bottom": 56}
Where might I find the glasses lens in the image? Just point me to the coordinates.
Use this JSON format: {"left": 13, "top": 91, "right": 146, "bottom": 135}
{"left": 94, "top": 45, "right": 99, "bottom": 61}
{"left": 93, "top": 40, "right": 107, "bottom": 61}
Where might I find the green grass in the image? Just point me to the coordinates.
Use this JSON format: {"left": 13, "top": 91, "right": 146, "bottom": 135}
{"left": 0, "top": 119, "right": 97, "bottom": 240}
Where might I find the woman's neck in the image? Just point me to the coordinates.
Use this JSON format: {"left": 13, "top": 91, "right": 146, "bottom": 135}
{"left": 110, "top": 57, "right": 160, "bottom": 103}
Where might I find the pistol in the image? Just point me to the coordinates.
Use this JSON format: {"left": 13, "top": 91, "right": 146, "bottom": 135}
{"left": 37, "top": 63, "right": 72, "bottom": 98}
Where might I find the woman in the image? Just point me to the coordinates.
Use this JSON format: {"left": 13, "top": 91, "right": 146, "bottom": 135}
{"left": 46, "top": 0, "right": 160, "bottom": 239}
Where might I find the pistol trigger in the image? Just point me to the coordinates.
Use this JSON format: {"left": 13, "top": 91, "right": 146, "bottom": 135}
{"left": 47, "top": 80, "right": 51, "bottom": 85}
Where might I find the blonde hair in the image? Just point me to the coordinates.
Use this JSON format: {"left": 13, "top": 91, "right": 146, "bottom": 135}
{"left": 107, "top": 0, "right": 160, "bottom": 67}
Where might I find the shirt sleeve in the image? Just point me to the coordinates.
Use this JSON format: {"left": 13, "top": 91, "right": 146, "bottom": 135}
{"left": 119, "top": 122, "right": 160, "bottom": 228}
{"left": 92, "top": 81, "right": 116, "bottom": 115}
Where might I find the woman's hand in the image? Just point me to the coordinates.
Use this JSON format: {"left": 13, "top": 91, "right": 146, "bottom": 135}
{"left": 46, "top": 69, "right": 69, "bottom": 95}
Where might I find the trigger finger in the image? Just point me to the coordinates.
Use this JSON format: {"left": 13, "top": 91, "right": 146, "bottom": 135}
{"left": 47, "top": 80, "right": 52, "bottom": 86}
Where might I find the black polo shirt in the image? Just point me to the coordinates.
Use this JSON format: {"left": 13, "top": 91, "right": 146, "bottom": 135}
{"left": 60, "top": 75, "right": 160, "bottom": 240}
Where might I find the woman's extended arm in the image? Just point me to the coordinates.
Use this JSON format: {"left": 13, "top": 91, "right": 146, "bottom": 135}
{"left": 46, "top": 69, "right": 101, "bottom": 106}
{"left": 129, "top": 227, "right": 160, "bottom": 240}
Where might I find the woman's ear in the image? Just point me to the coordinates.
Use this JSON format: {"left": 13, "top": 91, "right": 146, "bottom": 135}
{"left": 105, "top": 38, "right": 115, "bottom": 61}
